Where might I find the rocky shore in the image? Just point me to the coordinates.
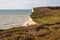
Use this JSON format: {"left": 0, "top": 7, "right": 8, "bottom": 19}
{"left": 0, "top": 6, "right": 60, "bottom": 40}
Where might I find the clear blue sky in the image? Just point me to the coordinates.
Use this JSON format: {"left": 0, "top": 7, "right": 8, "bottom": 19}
{"left": 0, "top": 0, "right": 60, "bottom": 9}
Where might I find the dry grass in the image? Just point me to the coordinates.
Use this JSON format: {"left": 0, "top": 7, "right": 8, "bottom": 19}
{"left": 0, "top": 24, "right": 60, "bottom": 40}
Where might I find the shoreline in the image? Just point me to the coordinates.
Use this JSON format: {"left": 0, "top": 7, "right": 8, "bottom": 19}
{"left": 0, "top": 16, "right": 37, "bottom": 30}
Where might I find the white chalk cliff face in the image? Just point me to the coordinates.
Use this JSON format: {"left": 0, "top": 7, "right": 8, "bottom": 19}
{"left": 23, "top": 16, "right": 36, "bottom": 26}
{"left": 28, "top": 16, "right": 36, "bottom": 25}
{"left": 23, "top": 9, "right": 36, "bottom": 26}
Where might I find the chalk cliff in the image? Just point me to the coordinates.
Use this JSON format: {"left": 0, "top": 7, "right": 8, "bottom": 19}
{"left": 0, "top": 7, "right": 60, "bottom": 40}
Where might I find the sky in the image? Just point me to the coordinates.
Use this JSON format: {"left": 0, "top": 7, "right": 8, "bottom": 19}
{"left": 0, "top": 0, "right": 60, "bottom": 9}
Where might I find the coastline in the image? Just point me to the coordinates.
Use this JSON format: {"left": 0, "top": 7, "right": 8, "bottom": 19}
{"left": 23, "top": 16, "right": 36, "bottom": 26}
{"left": 0, "top": 15, "right": 37, "bottom": 30}
{"left": 1, "top": 7, "right": 60, "bottom": 40}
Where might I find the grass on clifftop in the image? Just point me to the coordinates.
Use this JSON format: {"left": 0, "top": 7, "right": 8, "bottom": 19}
{"left": 30, "top": 12, "right": 60, "bottom": 25}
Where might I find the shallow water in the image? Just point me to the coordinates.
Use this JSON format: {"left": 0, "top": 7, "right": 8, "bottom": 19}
{"left": 0, "top": 10, "right": 32, "bottom": 29}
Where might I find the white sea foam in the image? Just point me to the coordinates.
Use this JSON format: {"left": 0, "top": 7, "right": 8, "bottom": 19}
{"left": 0, "top": 15, "right": 29, "bottom": 29}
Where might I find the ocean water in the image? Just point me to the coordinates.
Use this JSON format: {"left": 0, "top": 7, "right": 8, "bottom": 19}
{"left": 0, "top": 10, "right": 32, "bottom": 29}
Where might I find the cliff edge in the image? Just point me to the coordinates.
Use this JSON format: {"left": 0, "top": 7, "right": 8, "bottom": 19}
{"left": 30, "top": 6, "right": 60, "bottom": 25}
{"left": 0, "top": 7, "right": 60, "bottom": 40}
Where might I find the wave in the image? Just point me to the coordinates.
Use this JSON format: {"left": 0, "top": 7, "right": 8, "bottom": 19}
{"left": 0, "top": 15, "right": 36, "bottom": 29}
{"left": 0, "top": 15, "right": 29, "bottom": 29}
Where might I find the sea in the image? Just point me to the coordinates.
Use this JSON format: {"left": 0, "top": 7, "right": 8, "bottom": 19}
{"left": 0, "top": 10, "right": 32, "bottom": 29}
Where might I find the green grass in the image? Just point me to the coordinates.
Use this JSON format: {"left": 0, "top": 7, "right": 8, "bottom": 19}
{"left": 31, "top": 12, "right": 60, "bottom": 25}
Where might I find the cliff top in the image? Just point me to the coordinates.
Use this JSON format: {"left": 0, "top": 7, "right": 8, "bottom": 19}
{"left": 30, "top": 6, "right": 60, "bottom": 25}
